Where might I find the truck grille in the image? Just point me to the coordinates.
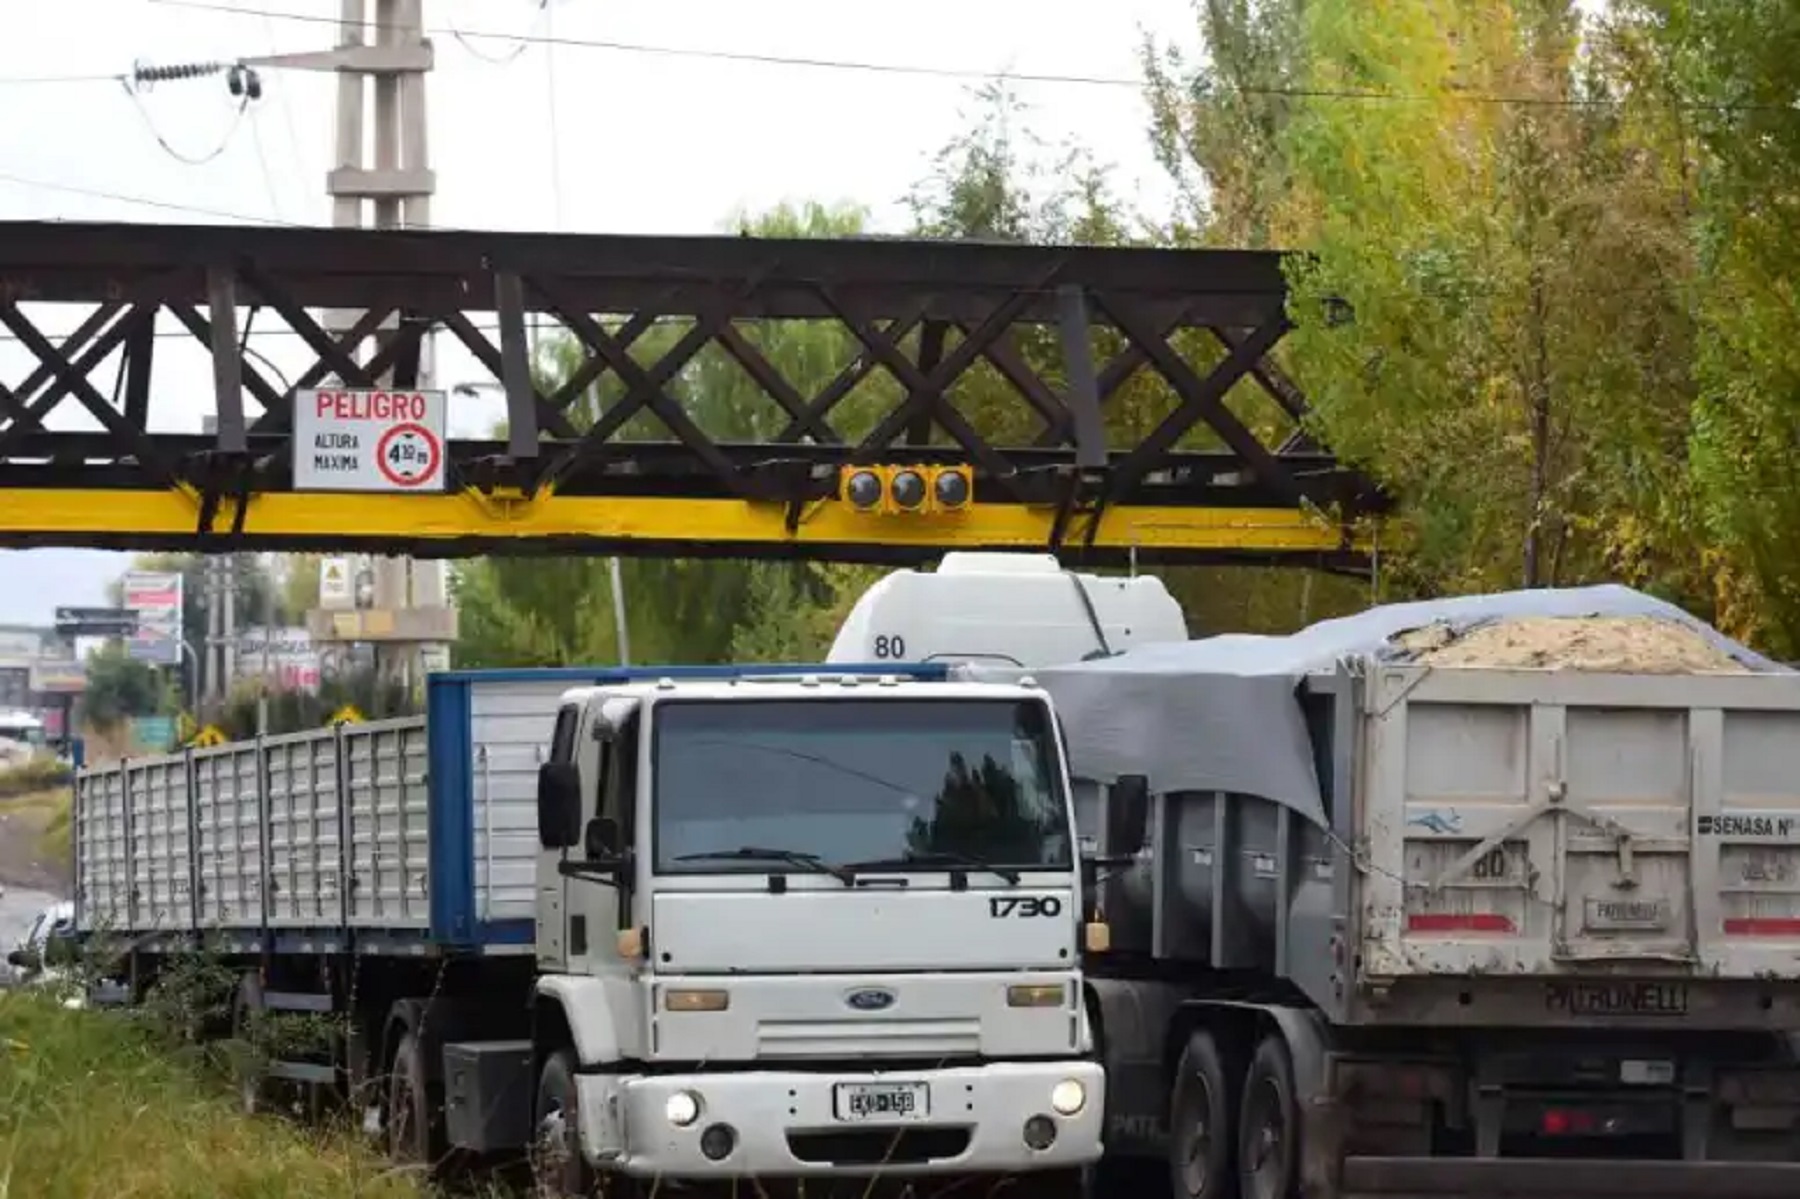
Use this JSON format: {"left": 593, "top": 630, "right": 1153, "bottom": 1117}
{"left": 756, "top": 1018, "right": 980, "bottom": 1058}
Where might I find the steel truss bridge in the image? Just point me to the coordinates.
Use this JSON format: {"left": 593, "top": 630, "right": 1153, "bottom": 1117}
{"left": 0, "top": 220, "right": 1387, "bottom": 567}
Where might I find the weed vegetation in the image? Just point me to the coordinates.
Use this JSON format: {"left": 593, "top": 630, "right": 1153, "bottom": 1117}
{"left": 0, "top": 986, "right": 423, "bottom": 1199}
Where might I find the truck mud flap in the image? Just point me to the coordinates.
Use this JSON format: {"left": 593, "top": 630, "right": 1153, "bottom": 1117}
{"left": 1340, "top": 1156, "right": 1800, "bottom": 1199}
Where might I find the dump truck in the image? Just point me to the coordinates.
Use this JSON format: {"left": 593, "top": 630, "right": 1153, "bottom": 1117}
{"left": 834, "top": 562, "right": 1800, "bottom": 1197}
{"left": 71, "top": 664, "right": 1104, "bottom": 1196}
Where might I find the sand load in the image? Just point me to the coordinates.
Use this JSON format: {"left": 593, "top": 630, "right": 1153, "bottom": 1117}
{"left": 1390, "top": 614, "right": 1751, "bottom": 674}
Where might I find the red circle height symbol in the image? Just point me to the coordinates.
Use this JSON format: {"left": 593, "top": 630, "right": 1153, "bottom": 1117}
{"left": 375, "top": 422, "right": 441, "bottom": 489}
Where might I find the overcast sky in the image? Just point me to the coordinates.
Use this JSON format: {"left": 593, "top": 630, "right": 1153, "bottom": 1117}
{"left": 0, "top": 0, "right": 1196, "bottom": 623}
{"left": 0, "top": 0, "right": 1610, "bottom": 625}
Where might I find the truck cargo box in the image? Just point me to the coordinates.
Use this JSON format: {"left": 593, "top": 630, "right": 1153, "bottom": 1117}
{"left": 965, "top": 585, "right": 1800, "bottom": 1029}
{"left": 73, "top": 662, "right": 944, "bottom": 955}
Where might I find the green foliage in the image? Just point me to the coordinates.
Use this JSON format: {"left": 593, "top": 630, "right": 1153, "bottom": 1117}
{"left": 0, "top": 757, "right": 72, "bottom": 798}
{"left": 81, "top": 640, "right": 175, "bottom": 728}
{"left": 210, "top": 669, "right": 416, "bottom": 740}
{"left": 454, "top": 200, "right": 895, "bottom": 670}
{"left": 0, "top": 988, "right": 420, "bottom": 1199}
{"left": 1627, "top": 0, "right": 1800, "bottom": 652}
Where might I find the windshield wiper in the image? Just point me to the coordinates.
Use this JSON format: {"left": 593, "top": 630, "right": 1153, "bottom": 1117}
{"left": 673, "top": 846, "right": 855, "bottom": 885}
{"left": 842, "top": 850, "right": 1023, "bottom": 885}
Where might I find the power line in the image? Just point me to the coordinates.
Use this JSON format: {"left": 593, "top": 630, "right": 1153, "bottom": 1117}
{"left": 142, "top": 0, "right": 1800, "bottom": 115}
{"left": 153, "top": 0, "right": 1155, "bottom": 89}
{"left": 451, "top": 0, "right": 550, "bottom": 66}
{"left": 0, "top": 168, "right": 291, "bottom": 224}
{"left": 122, "top": 80, "right": 254, "bottom": 167}
{"left": 0, "top": 72, "right": 130, "bottom": 87}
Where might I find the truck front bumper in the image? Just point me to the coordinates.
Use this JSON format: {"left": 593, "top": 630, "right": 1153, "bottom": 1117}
{"left": 577, "top": 1059, "right": 1103, "bottom": 1179}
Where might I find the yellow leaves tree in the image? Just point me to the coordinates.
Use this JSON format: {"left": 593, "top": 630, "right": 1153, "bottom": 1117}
{"left": 1277, "top": 0, "right": 1704, "bottom": 606}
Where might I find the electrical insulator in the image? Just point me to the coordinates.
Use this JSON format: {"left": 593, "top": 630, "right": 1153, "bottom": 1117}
{"left": 131, "top": 59, "right": 227, "bottom": 88}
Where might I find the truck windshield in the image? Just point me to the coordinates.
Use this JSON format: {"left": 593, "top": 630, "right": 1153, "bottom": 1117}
{"left": 652, "top": 698, "right": 1071, "bottom": 875}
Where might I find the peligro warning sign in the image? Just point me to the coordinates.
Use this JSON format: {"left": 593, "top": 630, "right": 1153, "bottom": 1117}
{"left": 293, "top": 388, "right": 448, "bottom": 493}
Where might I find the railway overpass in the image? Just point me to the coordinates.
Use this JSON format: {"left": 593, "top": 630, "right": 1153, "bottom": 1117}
{"left": 0, "top": 220, "right": 1387, "bottom": 567}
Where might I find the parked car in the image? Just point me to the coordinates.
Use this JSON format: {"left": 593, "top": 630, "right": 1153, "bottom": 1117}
{"left": 5, "top": 899, "right": 75, "bottom": 987}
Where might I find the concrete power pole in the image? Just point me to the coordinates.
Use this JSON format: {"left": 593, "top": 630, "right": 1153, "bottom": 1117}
{"left": 312, "top": 0, "right": 453, "bottom": 695}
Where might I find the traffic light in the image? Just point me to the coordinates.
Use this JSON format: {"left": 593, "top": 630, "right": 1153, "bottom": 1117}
{"left": 839, "top": 464, "right": 973, "bottom": 515}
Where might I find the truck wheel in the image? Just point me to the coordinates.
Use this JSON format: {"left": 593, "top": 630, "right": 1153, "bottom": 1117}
{"left": 533, "top": 1048, "right": 599, "bottom": 1198}
{"left": 387, "top": 1030, "right": 441, "bottom": 1166}
{"left": 1237, "top": 1034, "right": 1299, "bottom": 1199}
{"left": 1170, "top": 1029, "right": 1238, "bottom": 1199}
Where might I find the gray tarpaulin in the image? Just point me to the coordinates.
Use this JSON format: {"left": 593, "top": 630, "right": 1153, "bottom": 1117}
{"left": 955, "top": 584, "right": 1787, "bottom": 828}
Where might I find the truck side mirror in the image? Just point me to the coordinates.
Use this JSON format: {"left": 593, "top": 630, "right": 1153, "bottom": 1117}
{"left": 585, "top": 816, "right": 622, "bottom": 860}
{"left": 7, "top": 947, "right": 34, "bottom": 970}
{"left": 1106, "top": 774, "right": 1150, "bottom": 858}
{"left": 536, "top": 762, "right": 583, "bottom": 850}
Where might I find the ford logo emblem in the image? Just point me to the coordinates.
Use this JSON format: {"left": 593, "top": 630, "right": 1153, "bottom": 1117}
{"left": 845, "top": 987, "right": 896, "bottom": 1012}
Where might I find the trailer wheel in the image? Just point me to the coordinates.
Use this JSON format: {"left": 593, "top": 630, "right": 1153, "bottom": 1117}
{"left": 1170, "top": 1028, "right": 1239, "bottom": 1199}
{"left": 386, "top": 1030, "right": 441, "bottom": 1165}
{"left": 1237, "top": 1034, "right": 1300, "bottom": 1199}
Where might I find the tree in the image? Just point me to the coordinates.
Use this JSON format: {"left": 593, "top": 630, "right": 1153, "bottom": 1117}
{"left": 1144, "top": 0, "right": 1310, "bottom": 248}
{"left": 1250, "top": 1, "right": 1704, "bottom": 613}
{"left": 108, "top": 552, "right": 284, "bottom": 676}
{"left": 1624, "top": 0, "right": 1800, "bottom": 653}
{"left": 453, "top": 201, "right": 890, "bottom": 669}
{"left": 81, "top": 641, "right": 174, "bottom": 728}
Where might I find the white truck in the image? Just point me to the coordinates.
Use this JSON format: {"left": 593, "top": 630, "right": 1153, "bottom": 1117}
{"left": 832, "top": 557, "right": 1800, "bottom": 1199}
{"left": 71, "top": 664, "right": 1103, "bottom": 1196}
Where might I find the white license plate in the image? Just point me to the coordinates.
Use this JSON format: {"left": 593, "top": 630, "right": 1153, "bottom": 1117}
{"left": 833, "top": 1082, "right": 929, "bottom": 1122}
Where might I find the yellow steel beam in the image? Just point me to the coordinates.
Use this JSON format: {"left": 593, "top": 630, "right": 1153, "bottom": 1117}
{"left": 0, "top": 487, "right": 1372, "bottom": 557}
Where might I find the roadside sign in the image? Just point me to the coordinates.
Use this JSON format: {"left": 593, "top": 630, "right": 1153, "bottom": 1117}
{"left": 318, "top": 556, "right": 354, "bottom": 609}
{"left": 120, "top": 571, "right": 183, "bottom": 666}
{"left": 293, "top": 388, "right": 448, "bottom": 493}
{"left": 53, "top": 606, "right": 138, "bottom": 637}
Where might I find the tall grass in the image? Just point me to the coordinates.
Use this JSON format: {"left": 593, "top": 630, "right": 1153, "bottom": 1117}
{"left": 0, "top": 990, "right": 423, "bottom": 1199}
{"left": 0, "top": 787, "right": 70, "bottom": 866}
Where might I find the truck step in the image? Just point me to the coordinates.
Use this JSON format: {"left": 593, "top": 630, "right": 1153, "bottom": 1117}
{"left": 265, "top": 1060, "right": 337, "bottom": 1085}
{"left": 263, "top": 990, "right": 335, "bottom": 1014}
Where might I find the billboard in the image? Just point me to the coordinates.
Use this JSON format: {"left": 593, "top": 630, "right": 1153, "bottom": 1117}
{"left": 122, "top": 570, "right": 184, "bottom": 666}
{"left": 30, "top": 659, "right": 87, "bottom": 694}
{"left": 236, "top": 625, "right": 322, "bottom": 694}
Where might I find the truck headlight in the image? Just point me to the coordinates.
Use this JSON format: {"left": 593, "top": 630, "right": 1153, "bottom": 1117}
{"left": 665, "top": 1090, "right": 702, "bottom": 1127}
{"left": 1050, "top": 1078, "right": 1086, "bottom": 1116}
{"left": 1006, "top": 984, "right": 1064, "bottom": 1008}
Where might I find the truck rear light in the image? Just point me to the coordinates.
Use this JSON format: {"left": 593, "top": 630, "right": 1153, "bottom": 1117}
{"left": 1405, "top": 913, "right": 1515, "bottom": 933}
{"left": 1541, "top": 1108, "right": 1597, "bottom": 1135}
{"left": 664, "top": 988, "right": 729, "bottom": 1012}
{"left": 1008, "top": 984, "right": 1065, "bottom": 1008}
{"left": 1723, "top": 917, "right": 1800, "bottom": 936}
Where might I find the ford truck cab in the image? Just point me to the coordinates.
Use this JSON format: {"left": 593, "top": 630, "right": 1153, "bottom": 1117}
{"left": 531, "top": 673, "right": 1103, "bottom": 1192}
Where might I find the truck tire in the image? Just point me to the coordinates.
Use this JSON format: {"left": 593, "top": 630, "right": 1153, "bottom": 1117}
{"left": 1170, "top": 1028, "right": 1239, "bottom": 1199}
{"left": 1237, "top": 1034, "right": 1299, "bottom": 1199}
{"left": 387, "top": 1029, "right": 442, "bottom": 1166}
{"left": 533, "top": 1048, "right": 602, "bottom": 1198}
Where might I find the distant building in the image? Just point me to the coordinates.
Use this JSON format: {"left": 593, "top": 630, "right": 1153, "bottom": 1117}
{"left": 0, "top": 623, "right": 85, "bottom": 743}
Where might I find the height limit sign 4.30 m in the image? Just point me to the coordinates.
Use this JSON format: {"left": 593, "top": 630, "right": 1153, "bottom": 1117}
{"left": 293, "top": 388, "right": 449, "bottom": 493}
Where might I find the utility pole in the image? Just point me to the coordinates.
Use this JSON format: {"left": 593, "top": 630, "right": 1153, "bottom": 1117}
{"left": 248, "top": 0, "right": 453, "bottom": 697}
